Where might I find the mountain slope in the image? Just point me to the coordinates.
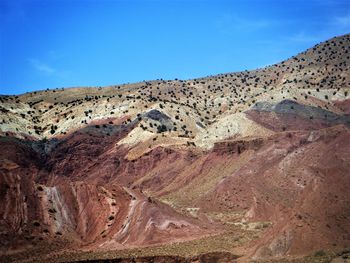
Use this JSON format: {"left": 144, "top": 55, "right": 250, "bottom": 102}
{"left": 0, "top": 34, "right": 350, "bottom": 262}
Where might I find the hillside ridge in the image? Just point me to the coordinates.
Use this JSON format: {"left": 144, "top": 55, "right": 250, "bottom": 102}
{"left": 0, "top": 34, "right": 350, "bottom": 263}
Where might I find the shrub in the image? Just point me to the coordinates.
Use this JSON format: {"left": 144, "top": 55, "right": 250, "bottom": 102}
{"left": 157, "top": 124, "right": 167, "bottom": 133}
{"left": 314, "top": 250, "right": 326, "bottom": 257}
{"left": 48, "top": 208, "right": 56, "bottom": 213}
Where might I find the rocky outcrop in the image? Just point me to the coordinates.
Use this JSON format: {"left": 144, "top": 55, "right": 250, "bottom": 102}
{"left": 247, "top": 100, "right": 350, "bottom": 132}
{"left": 252, "top": 100, "right": 350, "bottom": 122}
{"left": 212, "top": 138, "right": 264, "bottom": 155}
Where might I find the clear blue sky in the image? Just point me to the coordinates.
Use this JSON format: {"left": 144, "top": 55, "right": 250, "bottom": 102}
{"left": 0, "top": 0, "right": 349, "bottom": 95}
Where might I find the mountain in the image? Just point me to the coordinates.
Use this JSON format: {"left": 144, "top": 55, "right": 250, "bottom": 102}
{"left": 0, "top": 34, "right": 350, "bottom": 263}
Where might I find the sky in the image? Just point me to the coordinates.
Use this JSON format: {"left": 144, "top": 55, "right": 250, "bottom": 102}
{"left": 0, "top": 0, "right": 349, "bottom": 95}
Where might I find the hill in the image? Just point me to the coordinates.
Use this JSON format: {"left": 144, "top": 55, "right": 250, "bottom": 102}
{"left": 0, "top": 34, "right": 350, "bottom": 262}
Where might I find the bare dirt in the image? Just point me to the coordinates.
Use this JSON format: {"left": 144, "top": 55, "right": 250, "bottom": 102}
{"left": 1, "top": 34, "right": 350, "bottom": 262}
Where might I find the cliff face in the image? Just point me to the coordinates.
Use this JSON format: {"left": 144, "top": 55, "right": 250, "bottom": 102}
{"left": 1, "top": 34, "right": 350, "bottom": 262}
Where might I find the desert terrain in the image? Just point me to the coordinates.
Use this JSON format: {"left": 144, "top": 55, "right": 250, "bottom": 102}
{"left": 0, "top": 34, "right": 350, "bottom": 262}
